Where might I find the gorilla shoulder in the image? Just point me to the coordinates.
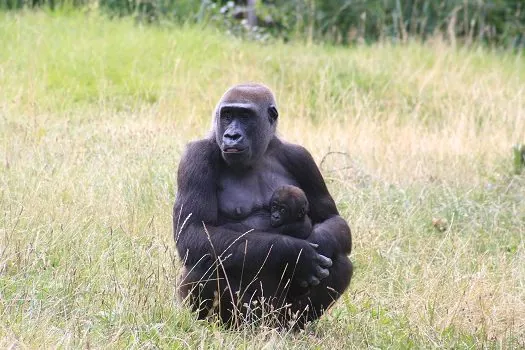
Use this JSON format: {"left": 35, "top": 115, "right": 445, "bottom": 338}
{"left": 178, "top": 138, "right": 220, "bottom": 176}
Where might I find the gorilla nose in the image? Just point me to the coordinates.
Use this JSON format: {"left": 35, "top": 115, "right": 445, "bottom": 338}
{"left": 224, "top": 132, "right": 242, "bottom": 142}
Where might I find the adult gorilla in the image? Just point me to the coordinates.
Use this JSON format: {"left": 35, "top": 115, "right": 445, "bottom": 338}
{"left": 173, "top": 83, "right": 352, "bottom": 328}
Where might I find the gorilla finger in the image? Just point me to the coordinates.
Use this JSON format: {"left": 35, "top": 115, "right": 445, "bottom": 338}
{"left": 316, "top": 266, "right": 330, "bottom": 279}
{"left": 309, "top": 242, "right": 319, "bottom": 249}
{"left": 308, "top": 276, "right": 320, "bottom": 286}
{"left": 317, "top": 254, "right": 333, "bottom": 268}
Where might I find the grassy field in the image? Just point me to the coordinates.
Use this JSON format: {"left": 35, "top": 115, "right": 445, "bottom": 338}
{"left": 1, "top": 11, "right": 524, "bottom": 349}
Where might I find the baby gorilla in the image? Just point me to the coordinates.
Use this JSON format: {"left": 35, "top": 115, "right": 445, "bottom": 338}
{"left": 270, "top": 185, "right": 312, "bottom": 239}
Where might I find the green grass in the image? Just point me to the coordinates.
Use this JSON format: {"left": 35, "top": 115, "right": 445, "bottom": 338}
{"left": 1, "top": 11, "right": 524, "bottom": 348}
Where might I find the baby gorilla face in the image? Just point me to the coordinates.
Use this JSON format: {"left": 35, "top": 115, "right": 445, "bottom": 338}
{"left": 270, "top": 202, "right": 290, "bottom": 227}
{"left": 270, "top": 185, "right": 308, "bottom": 228}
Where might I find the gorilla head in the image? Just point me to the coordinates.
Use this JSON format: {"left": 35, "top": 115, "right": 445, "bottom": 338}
{"left": 270, "top": 185, "right": 309, "bottom": 228}
{"left": 213, "top": 83, "right": 279, "bottom": 168}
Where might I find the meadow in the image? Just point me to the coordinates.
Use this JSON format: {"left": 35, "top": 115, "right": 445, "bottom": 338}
{"left": 0, "top": 11, "right": 524, "bottom": 349}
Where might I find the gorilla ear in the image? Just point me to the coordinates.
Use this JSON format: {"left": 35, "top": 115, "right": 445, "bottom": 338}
{"left": 298, "top": 207, "right": 305, "bottom": 218}
{"left": 268, "top": 105, "right": 278, "bottom": 124}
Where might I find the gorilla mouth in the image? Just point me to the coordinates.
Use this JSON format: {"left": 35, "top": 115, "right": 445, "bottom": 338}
{"left": 224, "top": 147, "right": 246, "bottom": 154}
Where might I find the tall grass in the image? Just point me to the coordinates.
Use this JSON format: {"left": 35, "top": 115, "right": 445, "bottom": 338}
{"left": 0, "top": 12, "right": 524, "bottom": 348}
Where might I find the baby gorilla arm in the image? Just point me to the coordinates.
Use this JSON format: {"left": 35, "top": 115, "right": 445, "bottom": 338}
{"left": 273, "top": 219, "right": 313, "bottom": 239}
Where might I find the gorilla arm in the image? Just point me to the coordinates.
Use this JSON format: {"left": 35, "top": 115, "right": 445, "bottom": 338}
{"left": 280, "top": 144, "right": 352, "bottom": 259}
{"left": 173, "top": 139, "right": 332, "bottom": 282}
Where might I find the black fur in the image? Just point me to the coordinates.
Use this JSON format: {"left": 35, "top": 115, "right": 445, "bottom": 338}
{"left": 269, "top": 185, "right": 312, "bottom": 239}
{"left": 173, "top": 83, "right": 353, "bottom": 329}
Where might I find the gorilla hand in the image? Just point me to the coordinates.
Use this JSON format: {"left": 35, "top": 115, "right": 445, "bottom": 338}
{"left": 290, "top": 239, "right": 332, "bottom": 288}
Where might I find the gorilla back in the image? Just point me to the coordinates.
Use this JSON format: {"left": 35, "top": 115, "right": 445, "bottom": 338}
{"left": 174, "top": 83, "right": 353, "bottom": 328}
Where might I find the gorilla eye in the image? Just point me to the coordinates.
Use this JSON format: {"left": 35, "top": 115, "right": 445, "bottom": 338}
{"left": 222, "top": 113, "right": 232, "bottom": 123}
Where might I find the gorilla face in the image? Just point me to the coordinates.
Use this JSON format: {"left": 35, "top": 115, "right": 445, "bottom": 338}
{"left": 218, "top": 104, "right": 257, "bottom": 166}
{"left": 214, "top": 84, "right": 278, "bottom": 168}
{"left": 270, "top": 201, "right": 290, "bottom": 227}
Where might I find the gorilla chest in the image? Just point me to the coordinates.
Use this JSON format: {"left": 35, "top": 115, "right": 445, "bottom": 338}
{"left": 217, "top": 164, "right": 298, "bottom": 228}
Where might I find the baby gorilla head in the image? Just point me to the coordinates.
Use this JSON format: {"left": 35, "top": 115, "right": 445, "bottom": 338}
{"left": 270, "top": 185, "right": 309, "bottom": 228}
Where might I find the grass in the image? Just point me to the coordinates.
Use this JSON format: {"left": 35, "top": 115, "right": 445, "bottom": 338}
{"left": 1, "top": 10, "right": 524, "bottom": 348}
